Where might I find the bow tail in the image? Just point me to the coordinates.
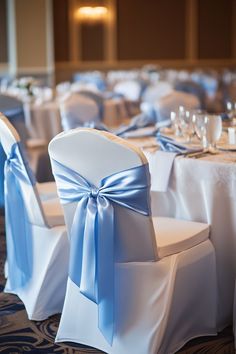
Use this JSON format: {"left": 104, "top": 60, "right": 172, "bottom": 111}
{"left": 5, "top": 167, "right": 32, "bottom": 288}
{"left": 70, "top": 197, "right": 98, "bottom": 303}
{"left": 97, "top": 199, "right": 114, "bottom": 345}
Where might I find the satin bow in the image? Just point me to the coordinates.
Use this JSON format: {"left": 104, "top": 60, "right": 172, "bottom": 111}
{"left": 52, "top": 160, "right": 151, "bottom": 344}
{"left": 4, "top": 142, "right": 34, "bottom": 288}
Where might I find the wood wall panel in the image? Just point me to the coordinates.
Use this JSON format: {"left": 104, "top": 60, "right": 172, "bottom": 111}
{"left": 80, "top": 23, "right": 105, "bottom": 61}
{"left": 198, "top": 0, "right": 233, "bottom": 59}
{"left": 0, "top": 0, "right": 8, "bottom": 63}
{"left": 117, "top": 0, "right": 186, "bottom": 60}
{"left": 53, "top": 0, "right": 70, "bottom": 62}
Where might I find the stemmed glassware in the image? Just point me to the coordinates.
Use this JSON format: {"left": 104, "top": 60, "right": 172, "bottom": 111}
{"left": 194, "top": 113, "right": 222, "bottom": 153}
{"left": 170, "top": 111, "right": 181, "bottom": 137}
{"left": 179, "top": 110, "right": 196, "bottom": 143}
{"left": 194, "top": 112, "right": 208, "bottom": 149}
{"left": 226, "top": 101, "right": 236, "bottom": 119}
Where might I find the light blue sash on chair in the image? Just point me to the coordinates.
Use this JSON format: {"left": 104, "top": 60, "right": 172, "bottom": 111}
{"left": 52, "top": 160, "right": 152, "bottom": 344}
{"left": 4, "top": 142, "right": 35, "bottom": 288}
{"left": 116, "top": 107, "right": 157, "bottom": 137}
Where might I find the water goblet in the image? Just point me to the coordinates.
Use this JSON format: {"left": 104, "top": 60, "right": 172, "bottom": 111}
{"left": 179, "top": 110, "right": 195, "bottom": 143}
{"left": 194, "top": 113, "right": 208, "bottom": 149}
{"left": 170, "top": 111, "right": 181, "bottom": 137}
{"left": 204, "top": 114, "right": 222, "bottom": 153}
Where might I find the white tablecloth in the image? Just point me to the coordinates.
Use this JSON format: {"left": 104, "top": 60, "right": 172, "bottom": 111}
{"left": 128, "top": 135, "right": 236, "bottom": 330}
{"left": 151, "top": 153, "right": 236, "bottom": 330}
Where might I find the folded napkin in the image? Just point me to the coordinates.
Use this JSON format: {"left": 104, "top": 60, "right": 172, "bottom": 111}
{"left": 156, "top": 133, "right": 202, "bottom": 154}
{"left": 119, "top": 126, "right": 158, "bottom": 138}
{"left": 116, "top": 111, "right": 157, "bottom": 137}
{"left": 146, "top": 150, "right": 177, "bottom": 192}
{"left": 149, "top": 133, "right": 202, "bottom": 192}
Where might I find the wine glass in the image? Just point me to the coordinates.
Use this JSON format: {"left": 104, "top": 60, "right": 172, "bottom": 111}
{"left": 170, "top": 111, "right": 181, "bottom": 136}
{"left": 194, "top": 112, "right": 208, "bottom": 148}
{"left": 204, "top": 114, "right": 222, "bottom": 153}
{"left": 179, "top": 110, "right": 195, "bottom": 143}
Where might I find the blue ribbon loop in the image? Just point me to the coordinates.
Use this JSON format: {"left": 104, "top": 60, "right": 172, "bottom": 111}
{"left": 52, "top": 160, "right": 151, "bottom": 344}
{"left": 4, "top": 142, "right": 34, "bottom": 289}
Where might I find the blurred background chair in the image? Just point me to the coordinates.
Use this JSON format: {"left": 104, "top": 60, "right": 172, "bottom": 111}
{"left": 59, "top": 92, "right": 101, "bottom": 131}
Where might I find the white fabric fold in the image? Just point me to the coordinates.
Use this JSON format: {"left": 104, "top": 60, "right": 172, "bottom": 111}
{"left": 145, "top": 151, "right": 177, "bottom": 192}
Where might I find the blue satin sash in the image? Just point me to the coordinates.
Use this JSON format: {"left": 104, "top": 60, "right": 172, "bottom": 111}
{"left": 52, "top": 160, "right": 151, "bottom": 344}
{"left": 4, "top": 142, "right": 34, "bottom": 288}
{"left": 116, "top": 109, "right": 157, "bottom": 137}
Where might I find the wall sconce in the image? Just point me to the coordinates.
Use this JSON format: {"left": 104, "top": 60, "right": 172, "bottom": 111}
{"left": 75, "top": 6, "right": 108, "bottom": 22}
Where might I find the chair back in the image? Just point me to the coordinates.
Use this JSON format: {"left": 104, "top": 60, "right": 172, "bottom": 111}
{"left": 59, "top": 92, "right": 100, "bottom": 131}
{"left": 142, "top": 81, "right": 173, "bottom": 103}
{"left": 174, "top": 80, "right": 206, "bottom": 109}
{"left": 78, "top": 90, "right": 104, "bottom": 119}
{"left": 113, "top": 80, "right": 142, "bottom": 101}
{"left": 0, "top": 114, "right": 47, "bottom": 226}
{"left": 49, "top": 128, "right": 157, "bottom": 262}
{"left": 154, "top": 90, "right": 200, "bottom": 121}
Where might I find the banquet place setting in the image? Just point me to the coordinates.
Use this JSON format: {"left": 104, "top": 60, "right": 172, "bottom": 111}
{"left": 1, "top": 1, "right": 236, "bottom": 353}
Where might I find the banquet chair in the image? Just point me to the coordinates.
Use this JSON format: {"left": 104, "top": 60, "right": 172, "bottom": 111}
{"left": 77, "top": 90, "right": 104, "bottom": 119}
{"left": 142, "top": 81, "right": 173, "bottom": 104}
{"left": 0, "top": 94, "right": 28, "bottom": 206}
{"left": 0, "top": 113, "right": 69, "bottom": 321}
{"left": 174, "top": 80, "right": 206, "bottom": 109}
{"left": 49, "top": 128, "right": 217, "bottom": 354}
{"left": 113, "top": 79, "right": 143, "bottom": 116}
{"left": 113, "top": 79, "right": 145, "bottom": 101}
{"left": 0, "top": 114, "right": 57, "bottom": 201}
{"left": 154, "top": 90, "right": 200, "bottom": 121}
{"left": 59, "top": 92, "right": 100, "bottom": 131}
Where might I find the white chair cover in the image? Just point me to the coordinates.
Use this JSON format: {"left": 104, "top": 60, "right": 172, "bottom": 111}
{"left": 0, "top": 114, "right": 57, "bottom": 201}
{"left": 154, "top": 90, "right": 200, "bottom": 121}
{"left": 59, "top": 92, "right": 100, "bottom": 131}
{"left": 49, "top": 128, "right": 217, "bottom": 354}
{"left": 142, "top": 81, "right": 173, "bottom": 103}
{"left": 113, "top": 80, "right": 142, "bottom": 101}
{"left": 0, "top": 114, "right": 69, "bottom": 321}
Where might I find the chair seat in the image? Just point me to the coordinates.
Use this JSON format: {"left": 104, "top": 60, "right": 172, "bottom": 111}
{"left": 153, "top": 216, "right": 210, "bottom": 258}
{"left": 42, "top": 198, "right": 65, "bottom": 227}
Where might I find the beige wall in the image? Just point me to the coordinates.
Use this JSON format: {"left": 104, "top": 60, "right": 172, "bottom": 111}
{"left": 15, "top": 0, "right": 47, "bottom": 68}
{"left": 8, "top": 0, "right": 54, "bottom": 76}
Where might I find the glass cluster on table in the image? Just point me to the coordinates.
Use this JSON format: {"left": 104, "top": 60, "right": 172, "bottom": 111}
{"left": 170, "top": 106, "right": 222, "bottom": 153}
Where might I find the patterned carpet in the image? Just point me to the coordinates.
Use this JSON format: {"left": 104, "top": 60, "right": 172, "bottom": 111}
{"left": 0, "top": 214, "right": 235, "bottom": 354}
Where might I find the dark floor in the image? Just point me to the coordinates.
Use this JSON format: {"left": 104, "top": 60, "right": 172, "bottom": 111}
{"left": 0, "top": 214, "right": 235, "bottom": 353}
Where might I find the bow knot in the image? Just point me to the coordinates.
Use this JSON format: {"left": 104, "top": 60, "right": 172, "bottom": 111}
{"left": 90, "top": 187, "right": 99, "bottom": 199}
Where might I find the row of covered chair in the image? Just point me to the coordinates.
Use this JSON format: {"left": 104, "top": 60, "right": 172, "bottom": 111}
{"left": 0, "top": 113, "right": 218, "bottom": 353}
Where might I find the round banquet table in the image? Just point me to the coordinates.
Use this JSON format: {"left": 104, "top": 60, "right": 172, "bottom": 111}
{"left": 127, "top": 134, "right": 236, "bottom": 332}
